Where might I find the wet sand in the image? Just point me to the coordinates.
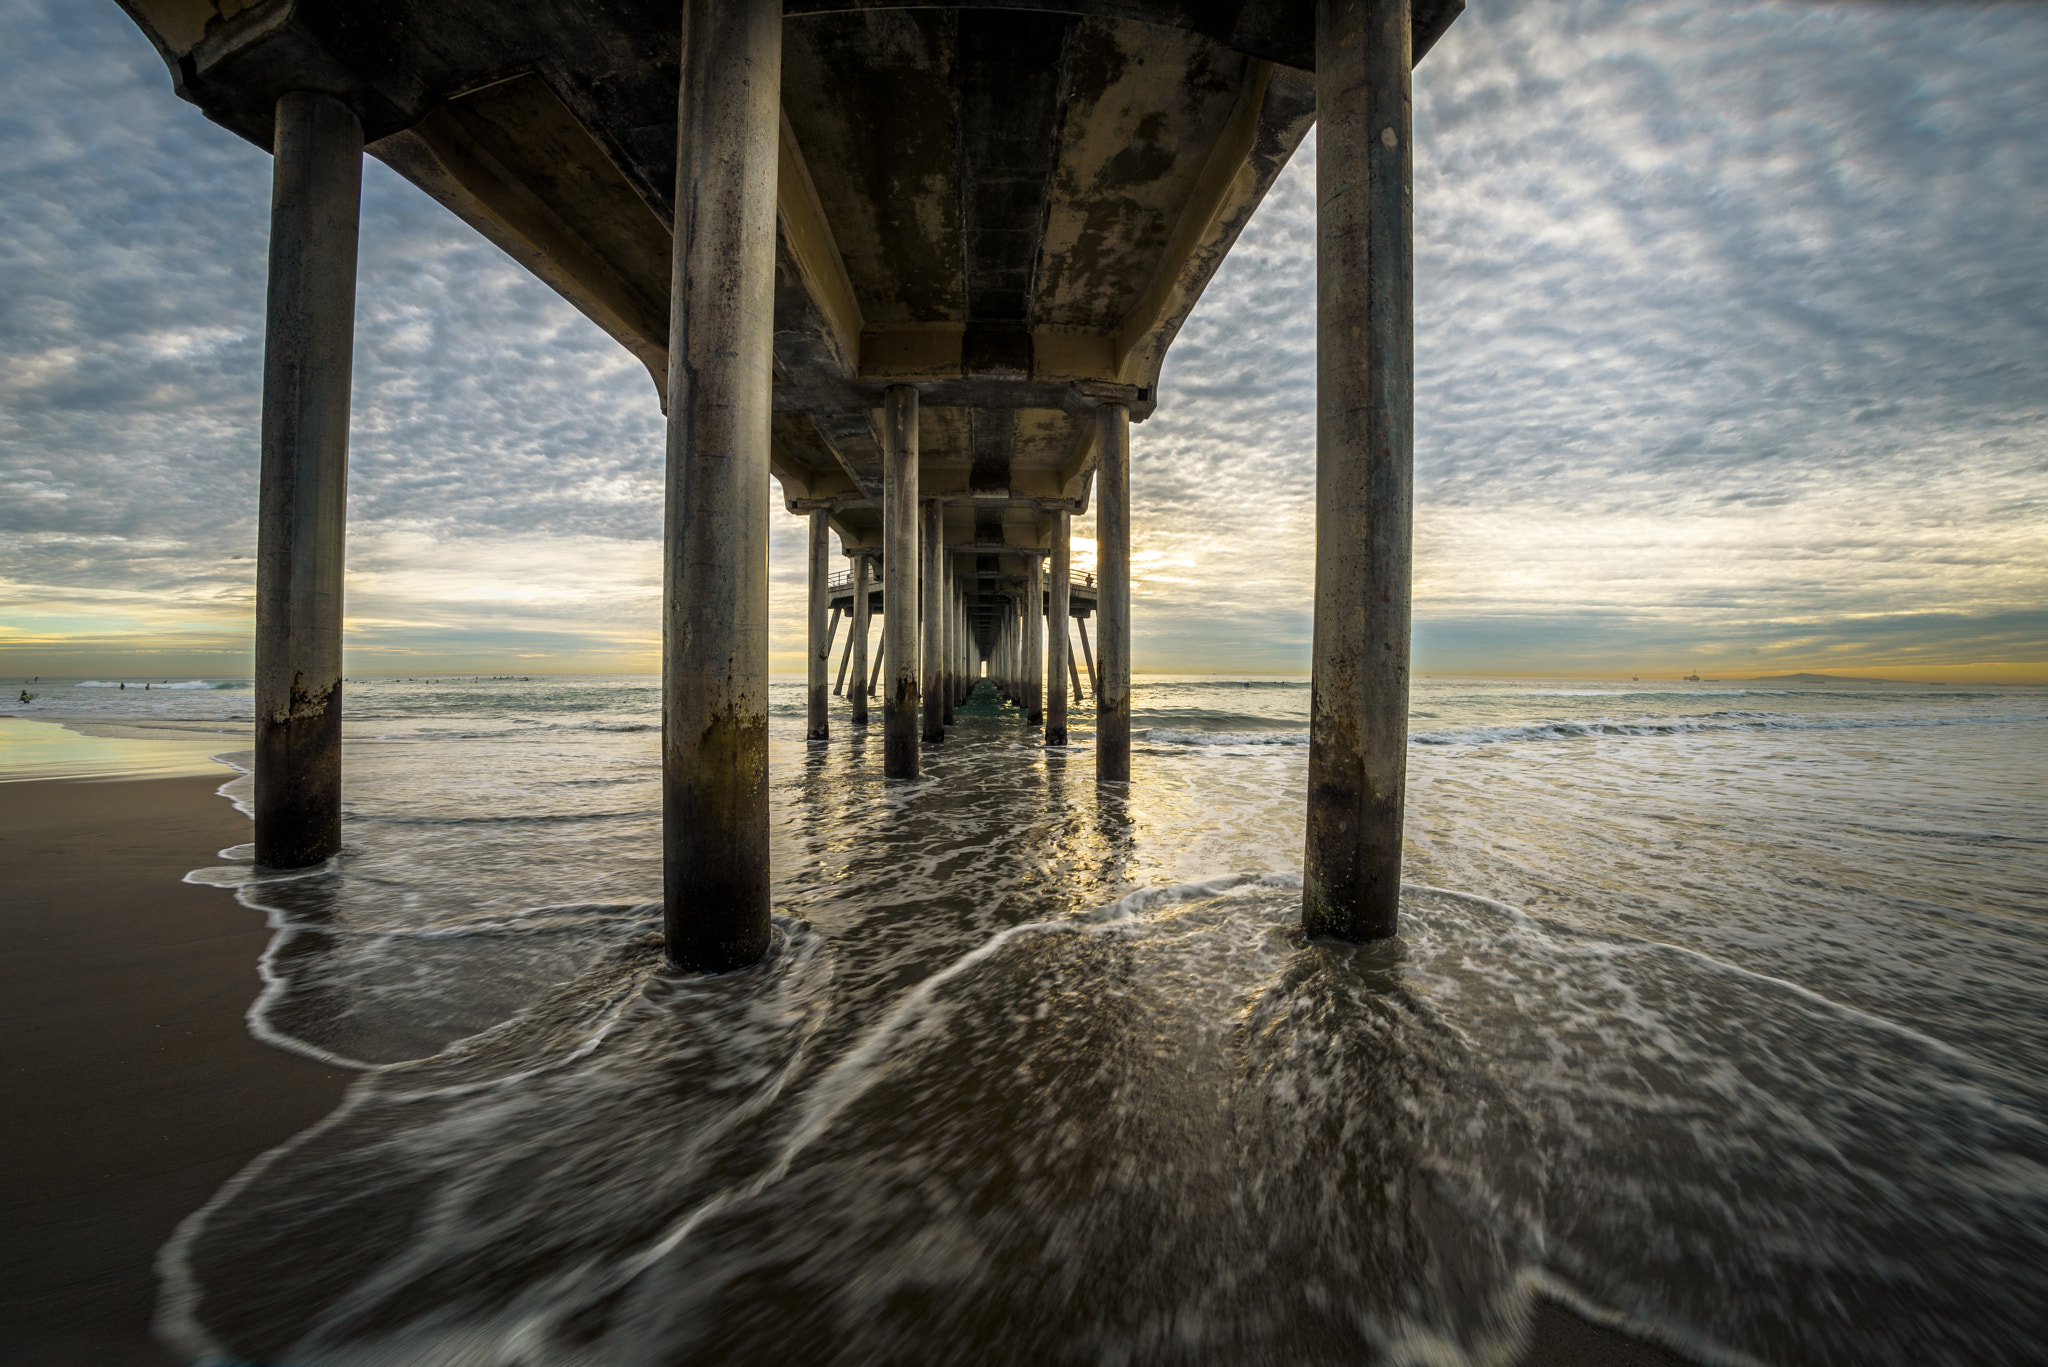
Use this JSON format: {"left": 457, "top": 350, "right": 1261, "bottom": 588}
{"left": 0, "top": 770, "right": 1690, "bottom": 1366}
{"left": 0, "top": 774, "right": 348, "bottom": 1366}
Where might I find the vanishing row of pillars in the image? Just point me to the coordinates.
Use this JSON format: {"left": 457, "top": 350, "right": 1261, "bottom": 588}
{"left": 802, "top": 502, "right": 1117, "bottom": 765}
{"left": 247, "top": 0, "right": 1414, "bottom": 972}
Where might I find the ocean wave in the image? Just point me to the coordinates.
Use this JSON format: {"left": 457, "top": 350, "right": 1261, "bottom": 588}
{"left": 75, "top": 678, "right": 240, "bottom": 690}
{"left": 376, "top": 720, "right": 658, "bottom": 740}
{"left": 353, "top": 807, "right": 656, "bottom": 826}
{"left": 1141, "top": 727, "right": 1311, "bottom": 747}
{"left": 1139, "top": 712, "right": 2044, "bottom": 749}
{"left": 1412, "top": 713, "right": 2046, "bottom": 745}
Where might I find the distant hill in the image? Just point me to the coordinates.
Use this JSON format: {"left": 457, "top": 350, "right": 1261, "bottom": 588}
{"left": 1747, "top": 672, "right": 1908, "bottom": 685}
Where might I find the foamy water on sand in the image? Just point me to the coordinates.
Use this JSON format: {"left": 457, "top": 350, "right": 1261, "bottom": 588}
{"left": 7, "top": 674, "right": 2046, "bottom": 1365}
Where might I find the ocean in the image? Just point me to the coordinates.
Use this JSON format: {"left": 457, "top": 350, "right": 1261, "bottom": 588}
{"left": 5, "top": 673, "right": 2045, "bottom": 1365}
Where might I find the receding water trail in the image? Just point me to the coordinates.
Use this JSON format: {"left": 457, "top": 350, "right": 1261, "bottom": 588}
{"left": 14, "top": 673, "right": 2044, "bottom": 1364}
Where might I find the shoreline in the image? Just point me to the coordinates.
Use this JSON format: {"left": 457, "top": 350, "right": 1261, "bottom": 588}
{"left": 0, "top": 768, "right": 1693, "bottom": 1366}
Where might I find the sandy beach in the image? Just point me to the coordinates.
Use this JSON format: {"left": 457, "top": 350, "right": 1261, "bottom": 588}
{"left": 0, "top": 773, "right": 348, "bottom": 1366}
{"left": 0, "top": 762, "right": 1695, "bottom": 1366}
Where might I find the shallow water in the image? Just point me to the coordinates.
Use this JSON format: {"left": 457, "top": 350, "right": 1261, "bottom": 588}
{"left": 8, "top": 674, "right": 2046, "bottom": 1365}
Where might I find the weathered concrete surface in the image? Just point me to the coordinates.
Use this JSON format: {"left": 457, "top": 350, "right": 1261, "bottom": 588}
{"left": 254, "top": 90, "right": 360, "bottom": 871}
{"left": 883, "top": 385, "right": 920, "bottom": 778}
{"left": 1304, "top": 0, "right": 1413, "bottom": 944}
{"left": 1094, "top": 401, "right": 1132, "bottom": 782}
{"left": 662, "top": 0, "right": 780, "bottom": 973}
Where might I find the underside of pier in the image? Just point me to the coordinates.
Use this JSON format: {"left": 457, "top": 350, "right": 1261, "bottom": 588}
{"left": 117, "top": 0, "right": 1459, "bottom": 964}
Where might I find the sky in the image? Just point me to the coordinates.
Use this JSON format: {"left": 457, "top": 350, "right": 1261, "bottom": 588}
{"left": 2, "top": 0, "right": 2043, "bottom": 681}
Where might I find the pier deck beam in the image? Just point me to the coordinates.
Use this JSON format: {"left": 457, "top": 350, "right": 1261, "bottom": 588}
{"left": 1095, "top": 402, "right": 1132, "bottom": 782}
{"left": 806, "top": 510, "right": 831, "bottom": 740}
{"left": 662, "top": 0, "right": 780, "bottom": 972}
{"left": 849, "top": 552, "right": 872, "bottom": 725}
{"left": 883, "top": 385, "right": 920, "bottom": 777}
{"left": 1304, "top": 0, "right": 1413, "bottom": 943}
{"left": 254, "top": 91, "right": 362, "bottom": 871}
{"left": 1047, "top": 512, "right": 1072, "bottom": 745}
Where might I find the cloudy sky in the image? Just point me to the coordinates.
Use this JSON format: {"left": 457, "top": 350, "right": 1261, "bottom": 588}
{"left": 3, "top": 0, "right": 2043, "bottom": 680}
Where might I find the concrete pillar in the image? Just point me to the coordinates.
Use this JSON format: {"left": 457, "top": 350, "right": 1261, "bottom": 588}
{"left": 834, "top": 606, "right": 853, "bottom": 695}
{"left": 254, "top": 91, "right": 362, "bottom": 871}
{"left": 1067, "top": 624, "right": 1084, "bottom": 702}
{"left": 1305, "top": 0, "right": 1413, "bottom": 943}
{"left": 1095, "top": 402, "right": 1132, "bottom": 782}
{"left": 1003, "top": 603, "right": 1017, "bottom": 702}
{"left": 849, "top": 552, "right": 872, "bottom": 725}
{"left": 921, "top": 500, "right": 945, "bottom": 743}
{"left": 806, "top": 510, "right": 831, "bottom": 741}
{"left": 883, "top": 385, "right": 920, "bottom": 778}
{"left": 662, "top": 0, "right": 780, "bottom": 972}
{"left": 941, "top": 547, "right": 957, "bottom": 726}
{"left": 1077, "top": 615, "right": 1099, "bottom": 701}
{"left": 1046, "top": 512, "right": 1072, "bottom": 745}
{"left": 1024, "top": 554, "right": 1045, "bottom": 725}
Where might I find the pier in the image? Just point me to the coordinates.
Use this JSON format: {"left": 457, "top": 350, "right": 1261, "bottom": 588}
{"left": 116, "top": 0, "right": 1462, "bottom": 969}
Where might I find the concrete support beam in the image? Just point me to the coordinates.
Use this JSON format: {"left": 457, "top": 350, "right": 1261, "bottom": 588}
{"left": 1024, "top": 554, "right": 1045, "bottom": 726}
{"left": 1046, "top": 510, "right": 1072, "bottom": 745}
{"left": 849, "top": 552, "right": 872, "bottom": 724}
{"left": 882, "top": 384, "right": 920, "bottom": 777}
{"left": 806, "top": 510, "right": 831, "bottom": 740}
{"left": 1305, "top": 0, "right": 1413, "bottom": 943}
{"left": 921, "top": 499, "right": 946, "bottom": 743}
{"left": 254, "top": 91, "right": 363, "bottom": 871}
{"left": 662, "top": 0, "right": 781, "bottom": 973}
{"left": 1094, "top": 402, "right": 1132, "bottom": 782}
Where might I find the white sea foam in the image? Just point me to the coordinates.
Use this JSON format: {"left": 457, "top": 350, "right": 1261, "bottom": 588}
{"left": 72, "top": 672, "right": 2043, "bottom": 1364}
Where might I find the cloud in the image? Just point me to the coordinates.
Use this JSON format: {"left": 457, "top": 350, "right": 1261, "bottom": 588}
{"left": 1, "top": 0, "right": 2044, "bottom": 678}
{"left": 1129, "top": 0, "right": 2048, "bottom": 674}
